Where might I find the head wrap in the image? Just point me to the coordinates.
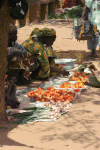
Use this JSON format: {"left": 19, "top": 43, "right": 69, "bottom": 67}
{"left": 29, "top": 27, "right": 56, "bottom": 38}
{"left": 40, "top": 27, "right": 56, "bottom": 37}
{"left": 9, "top": 23, "right": 17, "bottom": 33}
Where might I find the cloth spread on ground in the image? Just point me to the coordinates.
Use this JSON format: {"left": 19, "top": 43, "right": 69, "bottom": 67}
{"left": 7, "top": 87, "right": 72, "bottom": 124}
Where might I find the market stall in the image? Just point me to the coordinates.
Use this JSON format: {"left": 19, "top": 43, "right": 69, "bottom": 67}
{"left": 6, "top": 58, "right": 100, "bottom": 124}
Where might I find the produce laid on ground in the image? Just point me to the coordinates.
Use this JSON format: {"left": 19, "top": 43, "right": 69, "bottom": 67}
{"left": 46, "top": 100, "right": 72, "bottom": 119}
{"left": 26, "top": 69, "right": 90, "bottom": 119}
{"left": 69, "top": 71, "right": 88, "bottom": 82}
{"left": 60, "top": 81, "right": 85, "bottom": 89}
{"left": 27, "top": 87, "right": 74, "bottom": 119}
{"left": 7, "top": 68, "right": 93, "bottom": 123}
{"left": 27, "top": 87, "right": 75, "bottom": 102}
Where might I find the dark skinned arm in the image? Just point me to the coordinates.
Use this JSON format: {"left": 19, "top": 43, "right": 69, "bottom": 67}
{"left": 51, "top": 66, "right": 69, "bottom": 76}
{"left": 82, "top": 5, "right": 90, "bottom": 20}
{"left": 48, "top": 57, "right": 69, "bottom": 76}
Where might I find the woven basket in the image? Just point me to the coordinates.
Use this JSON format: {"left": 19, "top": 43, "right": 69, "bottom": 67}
{"left": 54, "top": 50, "right": 85, "bottom": 64}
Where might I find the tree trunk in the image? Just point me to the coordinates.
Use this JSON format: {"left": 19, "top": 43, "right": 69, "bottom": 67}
{"left": 0, "top": 0, "right": 10, "bottom": 121}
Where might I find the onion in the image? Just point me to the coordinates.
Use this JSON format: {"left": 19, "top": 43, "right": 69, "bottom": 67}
{"left": 69, "top": 103, "right": 72, "bottom": 107}
{"left": 58, "top": 103, "right": 62, "bottom": 107}
{"left": 66, "top": 100, "right": 70, "bottom": 104}
{"left": 57, "top": 100, "right": 61, "bottom": 104}
{"left": 63, "top": 101, "right": 67, "bottom": 107}
{"left": 54, "top": 113, "right": 59, "bottom": 117}
{"left": 63, "top": 107, "right": 67, "bottom": 112}
{"left": 55, "top": 103, "right": 58, "bottom": 107}
{"left": 60, "top": 108, "right": 63, "bottom": 112}
{"left": 57, "top": 107, "right": 61, "bottom": 112}
{"left": 50, "top": 100, "right": 55, "bottom": 105}
{"left": 44, "top": 102, "right": 49, "bottom": 106}
{"left": 54, "top": 109, "right": 58, "bottom": 113}
{"left": 50, "top": 112, "right": 54, "bottom": 116}
{"left": 66, "top": 105, "right": 70, "bottom": 109}
{"left": 49, "top": 116, "right": 54, "bottom": 119}
{"left": 49, "top": 104, "right": 53, "bottom": 108}
{"left": 55, "top": 108, "right": 60, "bottom": 113}
{"left": 52, "top": 106, "right": 57, "bottom": 110}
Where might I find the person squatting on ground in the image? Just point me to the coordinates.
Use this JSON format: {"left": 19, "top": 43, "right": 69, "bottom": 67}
{"left": 22, "top": 27, "right": 69, "bottom": 79}
{"left": 7, "top": 23, "right": 38, "bottom": 85}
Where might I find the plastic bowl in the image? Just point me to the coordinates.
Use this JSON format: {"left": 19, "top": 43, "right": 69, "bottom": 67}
{"left": 55, "top": 58, "right": 77, "bottom": 70}
{"left": 62, "top": 65, "right": 74, "bottom": 70}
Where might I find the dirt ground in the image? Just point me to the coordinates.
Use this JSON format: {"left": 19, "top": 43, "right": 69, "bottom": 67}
{"left": 0, "top": 20, "right": 100, "bottom": 150}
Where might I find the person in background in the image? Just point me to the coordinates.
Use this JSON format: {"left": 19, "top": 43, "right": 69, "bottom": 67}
{"left": 81, "top": 0, "right": 98, "bottom": 57}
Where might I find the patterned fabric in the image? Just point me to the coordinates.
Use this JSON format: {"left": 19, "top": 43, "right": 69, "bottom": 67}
{"left": 22, "top": 27, "right": 65, "bottom": 78}
{"left": 22, "top": 38, "right": 50, "bottom": 78}
{"left": 42, "top": 27, "right": 56, "bottom": 37}
{"left": 29, "top": 27, "right": 56, "bottom": 38}
{"left": 46, "top": 46, "right": 64, "bottom": 77}
{"left": 12, "top": 42, "right": 26, "bottom": 54}
{"left": 7, "top": 42, "right": 38, "bottom": 80}
{"left": 9, "top": 23, "right": 17, "bottom": 33}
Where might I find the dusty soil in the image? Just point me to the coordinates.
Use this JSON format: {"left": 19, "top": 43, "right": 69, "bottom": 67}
{"left": 0, "top": 20, "right": 100, "bottom": 150}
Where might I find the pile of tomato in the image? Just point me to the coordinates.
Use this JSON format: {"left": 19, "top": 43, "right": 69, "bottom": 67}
{"left": 69, "top": 71, "right": 88, "bottom": 82}
{"left": 27, "top": 86, "right": 75, "bottom": 102}
{"left": 60, "top": 81, "right": 84, "bottom": 89}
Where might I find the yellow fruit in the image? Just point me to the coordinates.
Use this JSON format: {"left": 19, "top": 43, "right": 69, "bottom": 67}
{"left": 6, "top": 106, "right": 11, "bottom": 109}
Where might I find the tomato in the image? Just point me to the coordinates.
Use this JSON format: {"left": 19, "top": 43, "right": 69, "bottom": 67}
{"left": 5, "top": 75, "right": 8, "bottom": 79}
{"left": 27, "top": 93, "right": 32, "bottom": 97}
{"left": 41, "top": 99, "right": 45, "bottom": 102}
{"left": 74, "top": 89, "right": 80, "bottom": 92}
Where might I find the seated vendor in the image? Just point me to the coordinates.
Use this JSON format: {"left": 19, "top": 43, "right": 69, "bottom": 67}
{"left": 22, "top": 27, "right": 69, "bottom": 79}
{"left": 7, "top": 23, "right": 38, "bottom": 84}
{"left": 41, "top": 27, "right": 69, "bottom": 77}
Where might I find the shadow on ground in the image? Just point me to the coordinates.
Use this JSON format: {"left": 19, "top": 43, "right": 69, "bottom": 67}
{"left": 84, "top": 51, "right": 99, "bottom": 62}
{"left": 0, "top": 121, "right": 34, "bottom": 148}
{"left": 38, "top": 90, "right": 100, "bottom": 149}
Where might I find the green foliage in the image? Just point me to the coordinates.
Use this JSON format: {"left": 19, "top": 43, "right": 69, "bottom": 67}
{"left": 58, "top": 11, "right": 68, "bottom": 19}
{"left": 48, "top": 13, "right": 59, "bottom": 19}
{"left": 67, "top": 6, "right": 83, "bottom": 19}
{"left": 48, "top": 6, "right": 83, "bottom": 19}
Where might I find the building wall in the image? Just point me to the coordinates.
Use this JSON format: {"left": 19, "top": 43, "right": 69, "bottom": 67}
{"left": 48, "top": 2, "right": 55, "bottom": 14}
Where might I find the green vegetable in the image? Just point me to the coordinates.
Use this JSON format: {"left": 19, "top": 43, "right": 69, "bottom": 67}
{"left": 78, "top": 63, "right": 87, "bottom": 71}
